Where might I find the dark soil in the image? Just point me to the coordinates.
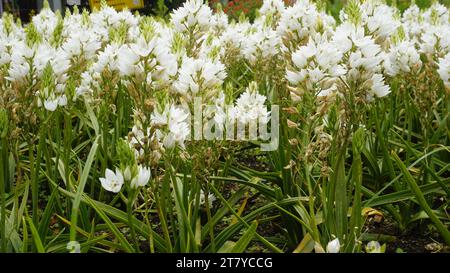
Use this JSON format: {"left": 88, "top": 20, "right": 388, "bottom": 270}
{"left": 365, "top": 217, "right": 448, "bottom": 253}
{"left": 236, "top": 149, "right": 272, "bottom": 172}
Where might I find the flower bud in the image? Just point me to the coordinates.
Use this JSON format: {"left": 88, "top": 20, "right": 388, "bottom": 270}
{"left": 0, "top": 109, "right": 8, "bottom": 139}
{"left": 352, "top": 127, "right": 365, "bottom": 153}
{"left": 123, "top": 166, "right": 132, "bottom": 181}
{"left": 326, "top": 238, "right": 340, "bottom": 253}
{"left": 144, "top": 98, "right": 155, "bottom": 112}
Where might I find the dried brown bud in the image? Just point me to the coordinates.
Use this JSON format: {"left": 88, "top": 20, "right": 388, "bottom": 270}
{"left": 288, "top": 138, "right": 298, "bottom": 146}
{"left": 283, "top": 107, "right": 298, "bottom": 115}
{"left": 144, "top": 98, "right": 155, "bottom": 112}
{"left": 287, "top": 119, "right": 298, "bottom": 128}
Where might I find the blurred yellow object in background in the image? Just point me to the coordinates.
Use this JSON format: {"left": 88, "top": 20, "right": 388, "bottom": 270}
{"left": 89, "top": 0, "right": 144, "bottom": 10}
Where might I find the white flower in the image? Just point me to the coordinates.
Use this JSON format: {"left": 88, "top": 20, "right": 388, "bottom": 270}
{"left": 92, "top": 44, "right": 120, "bottom": 74}
{"left": 423, "top": 3, "right": 449, "bottom": 25}
{"left": 199, "top": 190, "right": 216, "bottom": 207}
{"left": 130, "top": 165, "right": 151, "bottom": 188}
{"left": 7, "top": 44, "right": 32, "bottom": 82}
{"left": 287, "top": 36, "right": 345, "bottom": 96}
{"left": 259, "top": 0, "right": 285, "bottom": 16}
{"left": 364, "top": 3, "right": 400, "bottom": 40}
{"left": 330, "top": 22, "right": 391, "bottom": 102}
{"left": 99, "top": 168, "right": 124, "bottom": 193}
{"left": 151, "top": 104, "right": 191, "bottom": 149}
{"left": 326, "top": 238, "right": 340, "bottom": 253}
{"left": 384, "top": 40, "right": 421, "bottom": 76}
{"left": 75, "top": 71, "right": 96, "bottom": 99}
{"left": 420, "top": 25, "right": 450, "bottom": 56}
{"left": 173, "top": 56, "right": 226, "bottom": 100}
{"left": 58, "top": 95, "right": 68, "bottom": 107}
{"left": 369, "top": 73, "right": 391, "bottom": 99}
{"left": 402, "top": 5, "right": 424, "bottom": 39}
{"left": 44, "top": 98, "right": 58, "bottom": 111}
{"left": 218, "top": 22, "right": 250, "bottom": 57}
{"left": 276, "top": 0, "right": 335, "bottom": 50}
{"left": 242, "top": 24, "right": 281, "bottom": 65}
{"left": 234, "top": 82, "right": 270, "bottom": 125}
{"left": 32, "top": 5, "right": 58, "bottom": 39}
{"left": 210, "top": 10, "right": 229, "bottom": 32}
{"left": 117, "top": 45, "right": 140, "bottom": 76}
{"left": 171, "top": 0, "right": 212, "bottom": 33}
{"left": 62, "top": 28, "right": 101, "bottom": 60}
{"left": 339, "top": 1, "right": 400, "bottom": 41}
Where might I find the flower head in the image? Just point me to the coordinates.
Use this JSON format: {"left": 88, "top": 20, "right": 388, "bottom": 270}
{"left": 130, "top": 165, "right": 151, "bottom": 189}
{"left": 326, "top": 238, "right": 340, "bottom": 253}
{"left": 99, "top": 168, "right": 124, "bottom": 193}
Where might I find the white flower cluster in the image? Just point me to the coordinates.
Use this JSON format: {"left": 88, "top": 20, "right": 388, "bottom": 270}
{"left": 151, "top": 104, "right": 191, "bottom": 149}
{"left": 234, "top": 82, "right": 271, "bottom": 126}
{"left": 286, "top": 35, "right": 345, "bottom": 97}
{"left": 286, "top": 0, "right": 450, "bottom": 101}
{"left": 1, "top": 0, "right": 449, "bottom": 194}
{"left": 384, "top": 40, "right": 421, "bottom": 76}
{"left": 213, "top": 82, "right": 270, "bottom": 136}
{"left": 339, "top": 0, "right": 400, "bottom": 41}
{"left": 259, "top": 0, "right": 285, "bottom": 16}
{"left": 277, "top": 0, "right": 335, "bottom": 50}
{"left": 242, "top": 17, "right": 281, "bottom": 65}
{"left": 173, "top": 56, "right": 226, "bottom": 101}
{"left": 99, "top": 164, "right": 151, "bottom": 193}
{"left": 171, "top": 0, "right": 213, "bottom": 33}
{"left": 334, "top": 23, "right": 391, "bottom": 101}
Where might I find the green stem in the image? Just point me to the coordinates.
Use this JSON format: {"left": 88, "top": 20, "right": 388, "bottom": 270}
{"left": 0, "top": 137, "right": 6, "bottom": 252}
{"left": 64, "top": 111, "right": 72, "bottom": 192}
{"left": 333, "top": 145, "right": 347, "bottom": 242}
{"left": 374, "top": 106, "right": 398, "bottom": 190}
{"left": 204, "top": 185, "right": 215, "bottom": 253}
{"left": 127, "top": 190, "right": 140, "bottom": 253}
{"left": 305, "top": 164, "right": 320, "bottom": 243}
{"left": 347, "top": 148, "right": 362, "bottom": 252}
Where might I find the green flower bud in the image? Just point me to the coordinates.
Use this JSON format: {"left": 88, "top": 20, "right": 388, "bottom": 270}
{"left": 2, "top": 13, "right": 14, "bottom": 35}
{"left": 238, "top": 11, "right": 247, "bottom": 24}
{"left": 0, "top": 109, "right": 9, "bottom": 139}
{"left": 100, "top": 0, "right": 108, "bottom": 9}
{"left": 43, "top": 0, "right": 50, "bottom": 10}
{"left": 51, "top": 14, "right": 64, "bottom": 47}
{"left": 116, "top": 138, "right": 136, "bottom": 167}
{"left": 344, "top": 0, "right": 362, "bottom": 26}
{"left": 25, "top": 23, "right": 42, "bottom": 47}
{"left": 352, "top": 126, "right": 365, "bottom": 153}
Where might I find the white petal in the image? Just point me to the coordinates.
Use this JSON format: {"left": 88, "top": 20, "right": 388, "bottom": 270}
{"left": 44, "top": 99, "right": 58, "bottom": 111}
{"left": 105, "top": 168, "right": 115, "bottom": 181}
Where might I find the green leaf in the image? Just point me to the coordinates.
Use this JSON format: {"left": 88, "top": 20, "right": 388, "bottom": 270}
{"left": 70, "top": 136, "right": 99, "bottom": 243}
{"left": 363, "top": 179, "right": 450, "bottom": 207}
{"left": 392, "top": 152, "right": 450, "bottom": 245}
{"left": 85, "top": 197, "right": 135, "bottom": 253}
{"left": 230, "top": 221, "right": 258, "bottom": 253}
{"left": 293, "top": 233, "right": 315, "bottom": 253}
{"left": 217, "top": 241, "right": 236, "bottom": 253}
{"left": 27, "top": 216, "right": 45, "bottom": 253}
